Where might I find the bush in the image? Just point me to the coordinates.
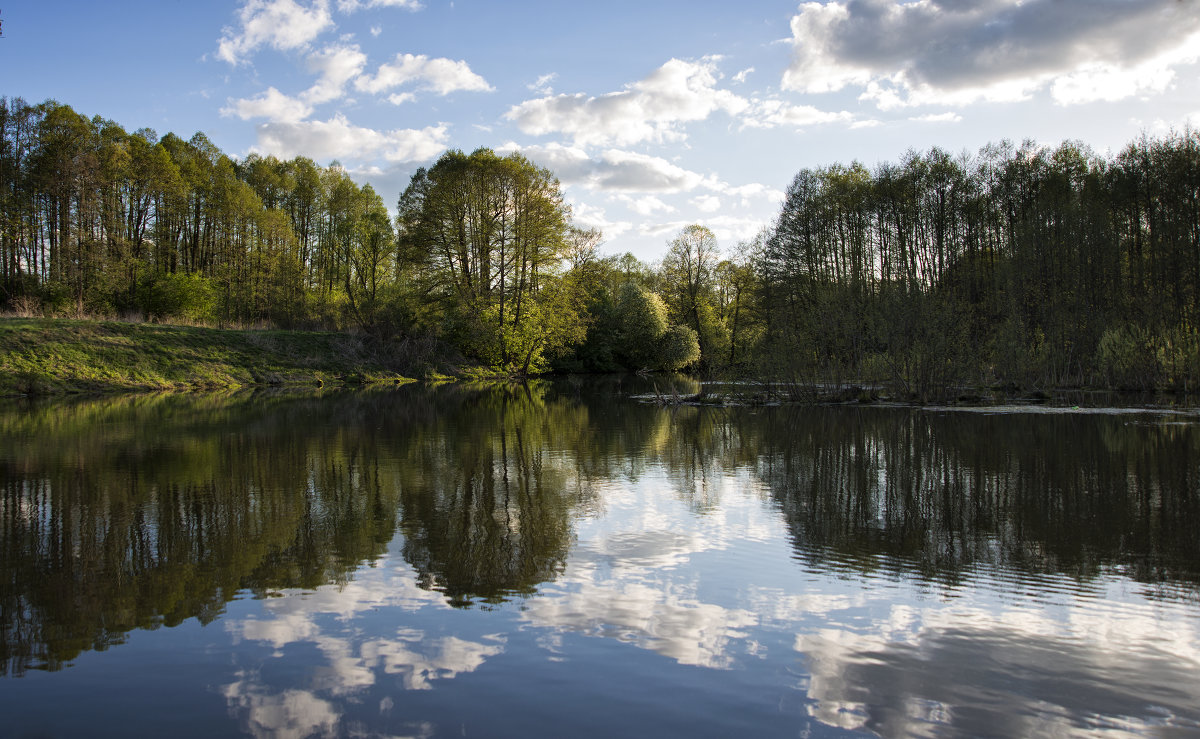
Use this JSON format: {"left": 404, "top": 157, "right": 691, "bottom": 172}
{"left": 615, "top": 282, "right": 669, "bottom": 369}
{"left": 1097, "top": 323, "right": 1200, "bottom": 391}
{"left": 138, "top": 272, "right": 218, "bottom": 323}
{"left": 658, "top": 324, "right": 701, "bottom": 371}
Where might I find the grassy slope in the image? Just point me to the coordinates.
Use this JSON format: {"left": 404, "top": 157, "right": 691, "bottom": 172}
{"left": 0, "top": 318, "right": 417, "bottom": 395}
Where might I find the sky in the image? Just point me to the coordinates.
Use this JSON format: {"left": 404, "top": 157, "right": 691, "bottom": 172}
{"left": 4, "top": 0, "right": 1200, "bottom": 261}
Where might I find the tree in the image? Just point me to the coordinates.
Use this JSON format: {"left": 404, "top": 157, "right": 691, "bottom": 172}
{"left": 396, "top": 148, "right": 586, "bottom": 372}
{"left": 662, "top": 224, "right": 726, "bottom": 370}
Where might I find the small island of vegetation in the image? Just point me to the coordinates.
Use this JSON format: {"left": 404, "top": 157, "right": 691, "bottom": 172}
{"left": 1, "top": 97, "right": 1198, "bottom": 399}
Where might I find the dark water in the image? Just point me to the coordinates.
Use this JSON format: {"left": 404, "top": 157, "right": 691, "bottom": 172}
{"left": 2, "top": 380, "right": 1199, "bottom": 738}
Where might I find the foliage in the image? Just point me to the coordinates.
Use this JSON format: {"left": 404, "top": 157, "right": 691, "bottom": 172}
{"left": 659, "top": 323, "right": 702, "bottom": 371}
{"left": 0, "top": 317, "right": 419, "bottom": 395}
{"left": 396, "top": 147, "right": 586, "bottom": 373}
{"left": 137, "top": 272, "right": 217, "bottom": 323}
{"left": 758, "top": 132, "right": 1200, "bottom": 392}
{"left": 6, "top": 94, "right": 1200, "bottom": 390}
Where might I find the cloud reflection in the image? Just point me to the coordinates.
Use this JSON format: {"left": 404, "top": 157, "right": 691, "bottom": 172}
{"left": 222, "top": 562, "right": 507, "bottom": 737}
{"left": 518, "top": 476, "right": 775, "bottom": 669}
{"left": 793, "top": 586, "right": 1200, "bottom": 736}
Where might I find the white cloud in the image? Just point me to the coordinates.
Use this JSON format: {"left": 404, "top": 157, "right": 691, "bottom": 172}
{"left": 222, "top": 44, "right": 365, "bottom": 123}
{"left": 568, "top": 201, "right": 633, "bottom": 240}
{"left": 506, "top": 58, "right": 751, "bottom": 147}
{"left": 356, "top": 53, "right": 493, "bottom": 96}
{"left": 733, "top": 67, "right": 754, "bottom": 84}
{"left": 217, "top": 0, "right": 333, "bottom": 66}
{"left": 616, "top": 194, "right": 675, "bottom": 217}
{"left": 528, "top": 73, "right": 558, "bottom": 94}
{"left": 337, "top": 0, "right": 421, "bottom": 11}
{"left": 707, "top": 181, "right": 784, "bottom": 205}
{"left": 302, "top": 44, "right": 368, "bottom": 104}
{"left": 222, "top": 87, "right": 313, "bottom": 123}
{"left": 594, "top": 149, "right": 710, "bottom": 192}
{"left": 511, "top": 142, "right": 784, "bottom": 238}
{"left": 784, "top": 0, "right": 1200, "bottom": 108}
{"left": 370, "top": 25, "right": 382, "bottom": 36}
{"left": 515, "top": 143, "right": 708, "bottom": 193}
{"left": 743, "top": 99, "right": 853, "bottom": 129}
{"left": 638, "top": 214, "right": 771, "bottom": 245}
{"left": 1049, "top": 56, "right": 1179, "bottom": 106}
{"left": 387, "top": 92, "right": 416, "bottom": 106}
{"left": 253, "top": 114, "right": 448, "bottom": 162}
{"left": 910, "top": 112, "right": 962, "bottom": 124}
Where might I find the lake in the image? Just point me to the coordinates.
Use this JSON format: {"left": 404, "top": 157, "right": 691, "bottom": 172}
{"left": 2, "top": 379, "right": 1199, "bottom": 738}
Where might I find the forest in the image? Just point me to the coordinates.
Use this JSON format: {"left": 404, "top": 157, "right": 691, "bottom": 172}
{"left": 2, "top": 96, "right": 1199, "bottom": 393}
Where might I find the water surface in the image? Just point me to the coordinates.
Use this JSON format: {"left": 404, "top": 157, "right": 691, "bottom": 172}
{"left": 2, "top": 382, "right": 1198, "bottom": 737}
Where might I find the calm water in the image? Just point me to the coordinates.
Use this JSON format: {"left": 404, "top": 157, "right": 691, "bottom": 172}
{"left": 2, "top": 380, "right": 1199, "bottom": 738}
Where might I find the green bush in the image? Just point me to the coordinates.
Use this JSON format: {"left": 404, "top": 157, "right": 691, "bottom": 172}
{"left": 138, "top": 272, "right": 218, "bottom": 323}
{"left": 1097, "top": 324, "right": 1160, "bottom": 389}
{"left": 658, "top": 324, "right": 701, "bottom": 371}
{"left": 615, "top": 282, "right": 669, "bottom": 369}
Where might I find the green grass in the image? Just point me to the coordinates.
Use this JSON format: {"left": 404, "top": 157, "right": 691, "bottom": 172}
{"left": 0, "top": 318, "right": 419, "bottom": 395}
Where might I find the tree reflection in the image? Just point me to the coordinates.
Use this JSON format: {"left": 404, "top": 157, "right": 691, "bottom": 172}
{"left": 395, "top": 384, "right": 595, "bottom": 606}
{"left": 0, "top": 384, "right": 604, "bottom": 674}
{"left": 746, "top": 406, "right": 1200, "bottom": 587}
{"left": 0, "top": 390, "right": 425, "bottom": 675}
{"left": 3, "top": 385, "right": 1198, "bottom": 678}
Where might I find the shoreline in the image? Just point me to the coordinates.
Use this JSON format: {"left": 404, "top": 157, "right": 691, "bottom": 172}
{"left": 4, "top": 317, "right": 1199, "bottom": 409}
{"left": 0, "top": 317, "right": 424, "bottom": 397}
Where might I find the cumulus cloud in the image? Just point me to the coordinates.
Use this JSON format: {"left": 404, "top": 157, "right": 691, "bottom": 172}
{"left": 303, "top": 44, "right": 368, "bottom": 104}
{"left": 222, "top": 87, "right": 313, "bottom": 123}
{"left": 222, "top": 44, "right": 365, "bottom": 123}
{"left": 516, "top": 143, "right": 708, "bottom": 193}
{"left": 338, "top": 0, "right": 421, "bottom": 11}
{"left": 506, "top": 58, "right": 751, "bottom": 147}
{"left": 356, "top": 53, "right": 493, "bottom": 96}
{"left": 501, "top": 143, "right": 781, "bottom": 242}
{"left": 253, "top": 114, "right": 448, "bottom": 162}
{"left": 638, "top": 215, "right": 773, "bottom": 245}
{"left": 217, "top": 0, "right": 333, "bottom": 65}
{"left": 784, "top": 0, "right": 1200, "bottom": 107}
{"left": 707, "top": 180, "right": 785, "bottom": 207}
{"left": 743, "top": 99, "right": 854, "bottom": 128}
{"left": 910, "top": 112, "right": 962, "bottom": 124}
{"left": 616, "top": 194, "right": 675, "bottom": 217}
{"left": 568, "top": 201, "right": 633, "bottom": 240}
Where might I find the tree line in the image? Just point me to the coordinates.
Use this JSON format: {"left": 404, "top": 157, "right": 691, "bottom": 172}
{"left": 0, "top": 97, "right": 396, "bottom": 330}
{"left": 758, "top": 133, "right": 1200, "bottom": 394}
{"left": 3, "top": 96, "right": 1199, "bottom": 389}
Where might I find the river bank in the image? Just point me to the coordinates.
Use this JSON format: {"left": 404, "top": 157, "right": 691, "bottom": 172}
{"left": 0, "top": 317, "right": 426, "bottom": 396}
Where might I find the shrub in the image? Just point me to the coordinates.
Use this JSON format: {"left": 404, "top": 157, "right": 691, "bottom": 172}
{"left": 658, "top": 324, "right": 701, "bottom": 371}
{"left": 138, "top": 272, "right": 218, "bottom": 324}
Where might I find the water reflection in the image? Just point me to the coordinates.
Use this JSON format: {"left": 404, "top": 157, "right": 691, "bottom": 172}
{"left": 751, "top": 406, "right": 1200, "bottom": 586}
{"left": 795, "top": 586, "right": 1200, "bottom": 735}
{"left": 2, "top": 384, "right": 1200, "bottom": 737}
{"left": 394, "top": 386, "right": 595, "bottom": 606}
{"left": 0, "top": 385, "right": 593, "bottom": 675}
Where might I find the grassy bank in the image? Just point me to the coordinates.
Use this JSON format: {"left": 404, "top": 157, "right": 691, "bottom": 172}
{"left": 0, "top": 318, "right": 422, "bottom": 396}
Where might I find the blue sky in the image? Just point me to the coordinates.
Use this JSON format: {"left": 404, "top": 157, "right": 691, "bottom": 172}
{"left": 4, "top": 0, "right": 1200, "bottom": 260}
